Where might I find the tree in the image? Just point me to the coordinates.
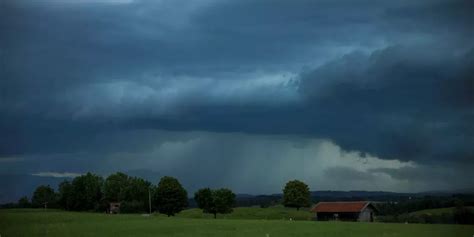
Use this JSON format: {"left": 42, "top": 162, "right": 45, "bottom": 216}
{"left": 71, "top": 172, "right": 104, "bottom": 211}
{"left": 104, "top": 172, "right": 130, "bottom": 202}
{"left": 124, "top": 176, "right": 152, "bottom": 212}
{"left": 31, "top": 185, "right": 56, "bottom": 208}
{"left": 195, "top": 188, "right": 213, "bottom": 211}
{"left": 194, "top": 188, "right": 236, "bottom": 218}
{"left": 213, "top": 188, "right": 236, "bottom": 218}
{"left": 282, "top": 180, "right": 310, "bottom": 210}
{"left": 58, "top": 180, "right": 74, "bottom": 210}
{"left": 18, "top": 196, "right": 31, "bottom": 208}
{"left": 153, "top": 176, "right": 188, "bottom": 216}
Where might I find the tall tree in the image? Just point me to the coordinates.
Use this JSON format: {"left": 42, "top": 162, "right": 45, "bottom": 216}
{"left": 153, "top": 176, "right": 188, "bottom": 216}
{"left": 31, "top": 185, "right": 56, "bottom": 208}
{"left": 124, "top": 176, "right": 152, "bottom": 212}
{"left": 212, "top": 188, "right": 236, "bottom": 218}
{"left": 71, "top": 172, "right": 104, "bottom": 211}
{"left": 282, "top": 180, "right": 310, "bottom": 210}
{"left": 194, "top": 188, "right": 235, "bottom": 218}
{"left": 58, "top": 180, "right": 74, "bottom": 210}
{"left": 194, "top": 188, "right": 213, "bottom": 212}
{"left": 104, "top": 172, "right": 130, "bottom": 202}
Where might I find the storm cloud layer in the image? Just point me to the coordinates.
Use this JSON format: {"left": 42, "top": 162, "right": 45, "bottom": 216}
{"left": 1, "top": 0, "right": 473, "bottom": 199}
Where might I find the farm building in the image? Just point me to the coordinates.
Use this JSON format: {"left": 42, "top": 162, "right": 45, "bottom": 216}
{"left": 109, "top": 202, "right": 121, "bottom": 214}
{"left": 310, "top": 201, "right": 377, "bottom": 222}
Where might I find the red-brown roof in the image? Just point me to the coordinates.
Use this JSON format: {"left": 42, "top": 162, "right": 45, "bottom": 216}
{"left": 311, "top": 201, "right": 370, "bottom": 213}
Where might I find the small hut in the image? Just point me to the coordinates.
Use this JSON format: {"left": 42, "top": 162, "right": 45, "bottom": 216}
{"left": 109, "top": 202, "right": 121, "bottom": 214}
{"left": 310, "top": 201, "right": 377, "bottom": 222}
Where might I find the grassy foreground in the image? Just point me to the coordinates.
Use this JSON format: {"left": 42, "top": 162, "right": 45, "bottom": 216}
{"left": 1, "top": 209, "right": 473, "bottom": 237}
{"left": 176, "top": 205, "right": 313, "bottom": 220}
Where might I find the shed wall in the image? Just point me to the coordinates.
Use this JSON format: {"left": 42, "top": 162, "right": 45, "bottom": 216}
{"left": 357, "top": 207, "right": 374, "bottom": 222}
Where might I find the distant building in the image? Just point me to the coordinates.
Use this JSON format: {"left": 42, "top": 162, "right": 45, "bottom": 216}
{"left": 310, "top": 201, "right": 377, "bottom": 222}
{"left": 109, "top": 202, "right": 121, "bottom": 214}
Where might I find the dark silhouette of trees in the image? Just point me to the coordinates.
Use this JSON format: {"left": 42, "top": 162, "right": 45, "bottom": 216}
{"left": 125, "top": 176, "right": 152, "bottom": 213}
{"left": 104, "top": 172, "right": 129, "bottom": 202}
{"left": 453, "top": 199, "right": 474, "bottom": 224}
{"left": 194, "top": 188, "right": 236, "bottom": 218}
{"left": 58, "top": 180, "right": 74, "bottom": 210}
{"left": 195, "top": 188, "right": 213, "bottom": 212}
{"left": 31, "top": 185, "right": 56, "bottom": 208}
{"left": 70, "top": 172, "right": 104, "bottom": 211}
{"left": 153, "top": 176, "right": 188, "bottom": 216}
{"left": 282, "top": 180, "right": 310, "bottom": 210}
{"left": 17, "top": 196, "right": 31, "bottom": 208}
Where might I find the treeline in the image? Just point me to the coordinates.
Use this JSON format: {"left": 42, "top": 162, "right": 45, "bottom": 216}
{"left": 8, "top": 175, "right": 313, "bottom": 218}
{"left": 11, "top": 172, "right": 238, "bottom": 217}
{"left": 375, "top": 195, "right": 474, "bottom": 216}
{"left": 375, "top": 196, "right": 474, "bottom": 224}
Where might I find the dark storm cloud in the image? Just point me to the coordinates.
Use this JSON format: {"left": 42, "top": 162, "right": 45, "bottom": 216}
{"left": 1, "top": 0, "right": 473, "bottom": 170}
{"left": 370, "top": 164, "right": 474, "bottom": 190}
{"left": 324, "top": 167, "right": 375, "bottom": 182}
{"left": 298, "top": 45, "right": 474, "bottom": 163}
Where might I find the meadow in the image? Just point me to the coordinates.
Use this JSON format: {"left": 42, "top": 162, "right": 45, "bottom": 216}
{"left": 1, "top": 209, "right": 474, "bottom": 237}
{"left": 176, "top": 205, "right": 313, "bottom": 220}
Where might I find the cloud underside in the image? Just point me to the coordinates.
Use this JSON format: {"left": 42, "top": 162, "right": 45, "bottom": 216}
{"left": 2, "top": 130, "right": 473, "bottom": 193}
{"left": 1, "top": 0, "right": 473, "bottom": 192}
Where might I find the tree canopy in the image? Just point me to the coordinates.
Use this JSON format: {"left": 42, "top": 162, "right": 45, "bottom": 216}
{"left": 282, "top": 180, "right": 310, "bottom": 210}
{"left": 17, "top": 196, "right": 31, "bottom": 208}
{"left": 31, "top": 185, "right": 56, "bottom": 208}
{"left": 194, "top": 188, "right": 236, "bottom": 218}
{"left": 58, "top": 180, "right": 74, "bottom": 210}
{"left": 153, "top": 176, "right": 188, "bottom": 216}
{"left": 104, "top": 172, "right": 129, "bottom": 202}
{"left": 71, "top": 172, "right": 104, "bottom": 211}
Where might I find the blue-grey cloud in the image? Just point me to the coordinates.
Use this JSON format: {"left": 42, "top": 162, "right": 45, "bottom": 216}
{"left": 1, "top": 0, "right": 473, "bottom": 195}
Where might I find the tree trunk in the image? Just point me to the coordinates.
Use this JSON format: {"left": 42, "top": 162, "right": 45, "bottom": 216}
{"left": 297, "top": 207, "right": 300, "bottom": 211}
{"left": 214, "top": 213, "right": 217, "bottom": 219}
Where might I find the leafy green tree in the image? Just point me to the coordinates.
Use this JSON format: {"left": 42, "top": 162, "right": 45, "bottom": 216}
{"left": 31, "top": 185, "right": 56, "bottom": 208}
{"left": 194, "top": 188, "right": 236, "bottom": 218}
{"left": 18, "top": 196, "right": 30, "bottom": 208}
{"left": 58, "top": 180, "right": 74, "bottom": 210}
{"left": 212, "top": 188, "right": 236, "bottom": 218}
{"left": 153, "top": 176, "right": 188, "bottom": 216}
{"left": 102, "top": 172, "right": 153, "bottom": 213}
{"left": 71, "top": 172, "right": 104, "bottom": 211}
{"left": 194, "top": 188, "right": 213, "bottom": 212}
{"left": 282, "top": 180, "right": 310, "bottom": 210}
{"left": 124, "top": 176, "right": 152, "bottom": 212}
{"left": 104, "top": 172, "right": 130, "bottom": 202}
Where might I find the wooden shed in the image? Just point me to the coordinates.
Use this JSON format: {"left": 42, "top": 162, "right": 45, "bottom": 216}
{"left": 310, "top": 201, "right": 377, "bottom": 222}
{"left": 109, "top": 202, "right": 121, "bottom": 214}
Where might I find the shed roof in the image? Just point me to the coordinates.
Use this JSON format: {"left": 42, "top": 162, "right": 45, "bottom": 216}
{"left": 310, "top": 201, "right": 371, "bottom": 213}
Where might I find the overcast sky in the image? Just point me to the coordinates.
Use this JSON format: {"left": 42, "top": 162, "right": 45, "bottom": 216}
{"left": 1, "top": 0, "right": 473, "bottom": 198}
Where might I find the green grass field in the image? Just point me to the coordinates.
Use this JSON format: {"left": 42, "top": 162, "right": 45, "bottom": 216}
{"left": 176, "top": 205, "right": 313, "bottom": 220}
{"left": 1, "top": 209, "right": 473, "bottom": 237}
